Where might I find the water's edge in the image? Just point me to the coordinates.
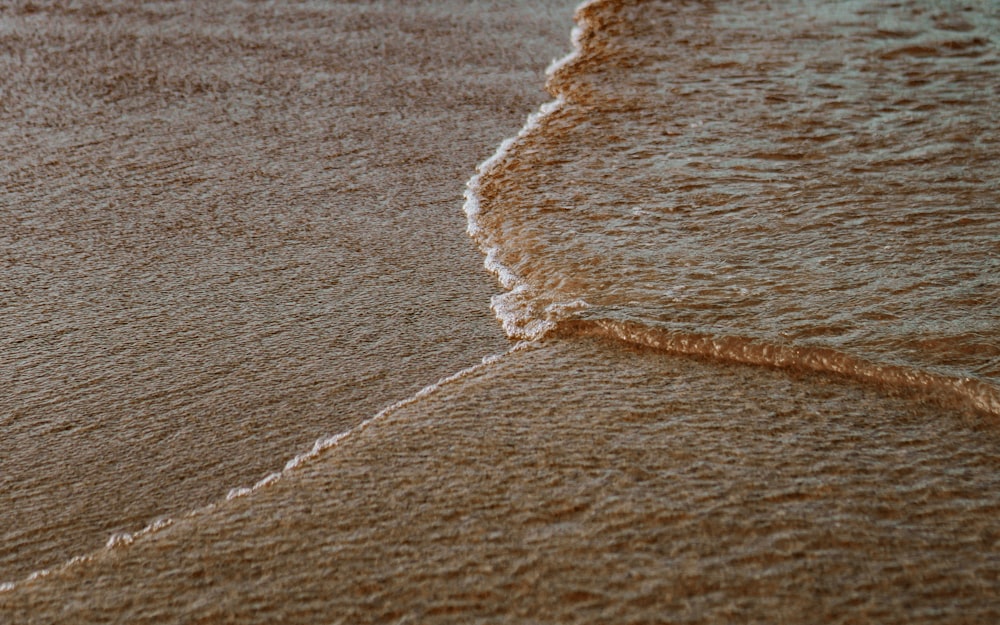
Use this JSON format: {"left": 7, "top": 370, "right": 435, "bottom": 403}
{"left": 554, "top": 317, "right": 1000, "bottom": 421}
{"left": 462, "top": 0, "right": 1000, "bottom": 422}
{"left": 0, "top": 343, "right": 537, "bottom": 593}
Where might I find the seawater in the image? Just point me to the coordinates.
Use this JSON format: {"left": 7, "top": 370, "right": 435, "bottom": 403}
{"left": 3, "top": 0, "right": 1000, "bottom": 621}
{"left": 468, "top": 0, "right": 1000, "bottom": 417}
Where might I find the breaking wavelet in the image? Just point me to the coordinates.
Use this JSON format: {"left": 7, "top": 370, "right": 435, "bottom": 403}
{"left": 465, "top": 0, "right": 1000, "bottom": 418}
{"left": 463, "top": 1, "right": 602, "bottom": 341}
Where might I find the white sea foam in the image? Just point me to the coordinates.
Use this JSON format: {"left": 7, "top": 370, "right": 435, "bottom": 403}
{"left": 226, "top": 486, "right": 253, "bottom": 501}
{"left": 462, "top": 0, "right": 603, "bottom": 341}
{"left": 105, "top": 517, "right": 175, "bottom": 550}
{"left": 464, "top": 96, "right": 573, "bottom": 340}
{"left": 213, "top": 341, "right": 538, "bottom": 505}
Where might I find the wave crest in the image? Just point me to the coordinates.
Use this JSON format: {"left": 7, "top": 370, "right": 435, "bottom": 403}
{"left": 554, "top": 316, "right": 1000, "bottom": 420}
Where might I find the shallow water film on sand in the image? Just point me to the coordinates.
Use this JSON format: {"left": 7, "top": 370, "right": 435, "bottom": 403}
{"left": 2, "top": 0, "right": 999, "bottom": 622}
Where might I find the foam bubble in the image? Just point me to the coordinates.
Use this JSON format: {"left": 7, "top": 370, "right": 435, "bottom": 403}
{"left": 227, "top": 487, "right": 252, "bottom": 501}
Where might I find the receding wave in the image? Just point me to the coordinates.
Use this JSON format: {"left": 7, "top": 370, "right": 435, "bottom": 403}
{"left": 0, "top": 344, "right": 534, "bottom": 594}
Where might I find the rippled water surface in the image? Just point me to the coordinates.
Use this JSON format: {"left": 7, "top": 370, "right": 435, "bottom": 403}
{"left": 471, "top": 0, "right": 1000, "bottom": 414}
{"left": 2, "top": 0, "right": 999, "bottom": 622}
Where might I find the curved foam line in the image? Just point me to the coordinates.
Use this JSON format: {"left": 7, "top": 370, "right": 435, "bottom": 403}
{"left": 463, "top": 0, "right": 605, "bottom": 341}
{"left": 557, "top": 318, "right": 1000, "bottom": 419}
{"left": 0, "top": 344, "right": 536, "bottom": 593}
{"left": 1, "top": 3, "right": 604, "bottom": 596}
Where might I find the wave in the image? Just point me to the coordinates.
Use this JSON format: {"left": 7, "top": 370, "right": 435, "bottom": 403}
{"left": 552, "top": 316, "right": 1000, "bottom": 421}
{"left": 462, "top": 0, "right": 1000, "bottom": 421}
{"left": 463, "top": 0, "right": 604, "bottom": 341}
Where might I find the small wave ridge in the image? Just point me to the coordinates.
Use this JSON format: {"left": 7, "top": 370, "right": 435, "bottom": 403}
{"left": 553, "top": 315, "right": 1000, "bottom": 421}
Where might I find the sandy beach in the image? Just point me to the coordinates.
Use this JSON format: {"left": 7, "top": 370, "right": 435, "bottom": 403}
{"left": 1, "top": 0, "right": 576, "bottom": 583}
{"left": 3, "top": 1, "right": 999, "bottom": 622}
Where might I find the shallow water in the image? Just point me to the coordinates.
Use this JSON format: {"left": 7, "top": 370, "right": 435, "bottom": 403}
{"left": 469, "top": 0, "right": 1000, "bottom": 416}
{"left": 2, "top": 0, "right": 999, "bottom": 621}
{"left": 5, "top": 338, "right": 1000, "bottom": 623}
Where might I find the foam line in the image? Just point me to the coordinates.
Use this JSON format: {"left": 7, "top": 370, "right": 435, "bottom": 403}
{"left": 0, "top": 343, "right": 537, "bottom": 593}
{"left": 557, "top": 318, "right": 1000, "bottom": 420}
{"left": 462, "top": 0, "right": 605, "bottom": 341}
{"left": 1, "top": 1, "right": 601, "bottom": 592}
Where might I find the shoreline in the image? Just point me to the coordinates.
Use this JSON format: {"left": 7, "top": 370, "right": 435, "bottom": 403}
{"left": 1, "top": 0, "right": 579, "bottom": 582}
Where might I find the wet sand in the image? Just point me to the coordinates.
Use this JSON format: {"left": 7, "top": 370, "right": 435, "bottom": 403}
{"left": 1, "top": 0, "right": 577, "bottom": 581}
{"left": 4, "top": 0, "right": 1000, "bottom": 621}
{"left": 5, "top": 337, "right": 1000, "bottom": 623}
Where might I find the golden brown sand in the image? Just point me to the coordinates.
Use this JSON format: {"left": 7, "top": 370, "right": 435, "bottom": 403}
{"left": 3, "top": 1, "right": 999, "bottom": 622}
{"left": 1, "top": 0, "right": 576, "bottom": 582}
